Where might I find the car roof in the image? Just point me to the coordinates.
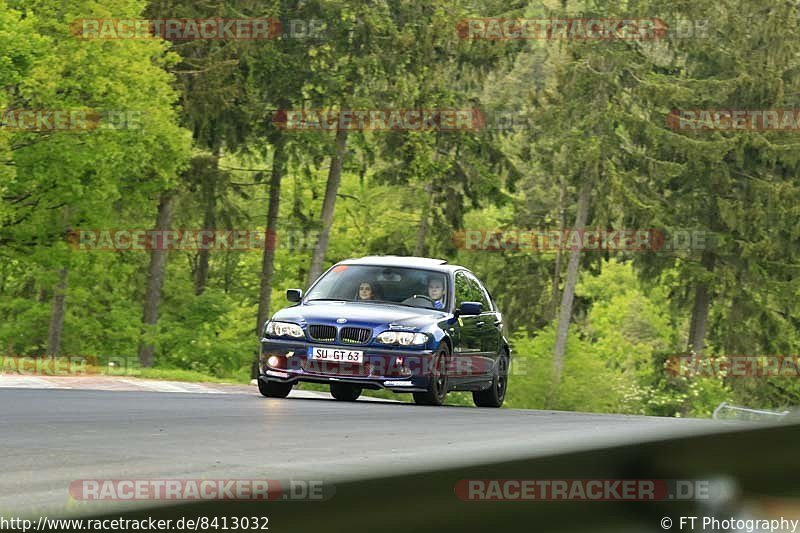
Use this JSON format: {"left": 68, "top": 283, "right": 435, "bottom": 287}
{"left": 336, "top": 256, "right": 465, "bottom": 273}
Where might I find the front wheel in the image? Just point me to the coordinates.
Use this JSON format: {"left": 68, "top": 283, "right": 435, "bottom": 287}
{"left": 413, "top": 345, "right": 449, "bottom": 406}
{"left": 258, "top": 378, "right": 292, "bottom": 398}
{"left": 473, "top": 353, "right": 508, "bottom": 408}
{"left": 330, "top": 382, "right": 362, "bottom": 401}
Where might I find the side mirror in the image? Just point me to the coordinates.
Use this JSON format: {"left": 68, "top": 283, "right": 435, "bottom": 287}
{"left": 458, "top": 301, "right": 482, "bottom": 316}
{"left": 286, "top": 289, "right": 303, "bottom": 303}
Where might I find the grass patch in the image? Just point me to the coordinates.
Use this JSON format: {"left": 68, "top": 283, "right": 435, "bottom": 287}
{"left": 0, "top": 355, "right": 249, "bottom": 384}
{"left": 132, "top": 367, "right": 249, "bottom": 384}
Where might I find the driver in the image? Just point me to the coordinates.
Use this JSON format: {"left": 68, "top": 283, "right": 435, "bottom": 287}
{"left": 427, "top": 278, "right": 446, "bottom": 309}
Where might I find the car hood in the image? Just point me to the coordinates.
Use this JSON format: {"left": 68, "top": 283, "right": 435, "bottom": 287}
{"left": 272, "top": 301, "right": 448, "bottom": 328}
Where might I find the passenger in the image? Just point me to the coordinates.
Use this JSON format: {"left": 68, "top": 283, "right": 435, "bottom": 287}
{"left": 427, "top": 278, "right": 446, "bottom": 309}
{"left": 357, "top": 281, "right": 376, "bottom": 301}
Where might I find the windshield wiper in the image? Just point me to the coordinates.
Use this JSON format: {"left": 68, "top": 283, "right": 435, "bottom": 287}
{"left": 306, "top": 298, "right": 350, "bottom": 302}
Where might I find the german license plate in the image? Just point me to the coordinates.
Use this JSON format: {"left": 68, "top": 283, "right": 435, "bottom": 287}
{"left": 308, "top": 347, "right": 364, "bottom": 364}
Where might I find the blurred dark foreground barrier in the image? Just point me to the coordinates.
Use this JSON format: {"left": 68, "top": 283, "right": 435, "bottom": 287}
{"left": 22, "top": 421, "right": 800, "bottom": 532}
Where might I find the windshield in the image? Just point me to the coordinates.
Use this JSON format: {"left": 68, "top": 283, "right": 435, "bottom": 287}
{"left": 305, "top": 265, "right": 449, "bottom": 310}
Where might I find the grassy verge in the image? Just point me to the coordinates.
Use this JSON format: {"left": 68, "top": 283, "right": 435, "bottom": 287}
{"left": 0, "top": 356, "right": 250, "bottom": 384}
{"left": 131, "top": 367, "right": 250, "bottom": 384}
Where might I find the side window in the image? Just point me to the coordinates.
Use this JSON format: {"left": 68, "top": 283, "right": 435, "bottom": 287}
{"left": 454, "top": 272, "right": 472, "bottom": 308}
{"left": 466, "top": 273, "right": 491, "bottom": 312}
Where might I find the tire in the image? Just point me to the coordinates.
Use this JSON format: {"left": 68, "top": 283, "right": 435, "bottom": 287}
{"left": 258, "top": 378, "right": 292, "bottom": 398}
{"left": 473, "top": 353, "right": 508, "bottom": 408}
{"left": 330, "top": 382, "right": 362, "bottom": 401}
{"left": 413, "top": 345, "right": 449, "bottom": 406}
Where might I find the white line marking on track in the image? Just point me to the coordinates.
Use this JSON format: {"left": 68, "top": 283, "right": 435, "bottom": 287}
{"left": 116, "top": 379, "right": 225, "bottom": 394}
{"left": 0, "top": 375, "right": 60, "bottom": 389}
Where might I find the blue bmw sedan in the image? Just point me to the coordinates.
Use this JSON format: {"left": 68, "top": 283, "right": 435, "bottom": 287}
{"left": 258, "top": 256, "right": 510, "bottom": 407}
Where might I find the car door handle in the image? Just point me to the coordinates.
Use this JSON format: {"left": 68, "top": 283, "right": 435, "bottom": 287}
{"left": 475, "top": 321, "right": 485, "bottom": 327}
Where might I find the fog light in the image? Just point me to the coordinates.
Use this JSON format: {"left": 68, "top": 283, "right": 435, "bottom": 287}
{"left": 393, "top": 356, "right": 412, "bottom": 377}
{"left": 267, "top": 356, "right": 281, "bottom": 367}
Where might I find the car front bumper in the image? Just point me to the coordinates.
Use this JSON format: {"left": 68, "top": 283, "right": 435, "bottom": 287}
{"left": 260, "top": 338, "right": 436, "bottom": 392}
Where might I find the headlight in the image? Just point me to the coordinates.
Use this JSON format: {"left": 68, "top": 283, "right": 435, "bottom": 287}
{"left": 265, "top": 321, "right": 304, "bottom": 338}
{"left": 377, "top": 331, "right": 428, "bottom": 346}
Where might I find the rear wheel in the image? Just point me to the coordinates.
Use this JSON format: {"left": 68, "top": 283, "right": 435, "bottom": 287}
{"left": 330, "top": 382, "right": 362, "bottom": 401}
{"left": 413, "top": 345, "right": 449, "bottom": 406}
{"left": 258, "top": 378, "right": 292, "bottom": 398}
{"left": 473, "top": 353, "right": 508, "bottom": 408}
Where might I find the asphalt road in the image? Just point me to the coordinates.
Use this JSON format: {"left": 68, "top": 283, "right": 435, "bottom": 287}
{"left": 0, "top": 387, "right": 730, "bottom": 517}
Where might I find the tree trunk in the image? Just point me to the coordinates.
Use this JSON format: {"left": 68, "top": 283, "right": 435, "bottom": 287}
{"left": 0, "top": 261, "right": 6, "bottom": 296}
{"left": 137, "top": 191, "right": 174, "bottom": 367}
{"left": 194, "top": 156, "right": 218, "bottom": 295}
{"left": 414, "top": 182, "right": 433, "bottom": 256}
{"left": 292, "top": 170, "right": 312, "bottom": 287}
{"left": 548, "top": 176, "right": 567, "bottom": 321}
{"left": 256, "top": 135, "right": 287, "bottom": 337}
{"left": 549, "top": 180, "right": 592, "bottom": 404}
{"left": 46, "top": 268, "right": 68, "bottom": 357}
{"left": 688, "top": 250, "right": 715, "bottom": 354}
{"left": 307, "top": 127, "right": 349, "bottom": 287}
{"left": 723, "top": 293, "right": 745, "bottom": 355}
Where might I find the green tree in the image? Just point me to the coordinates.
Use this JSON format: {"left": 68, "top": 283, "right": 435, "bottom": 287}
{"left": 1, "top": 0, "right": 190, "bottom": 357}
